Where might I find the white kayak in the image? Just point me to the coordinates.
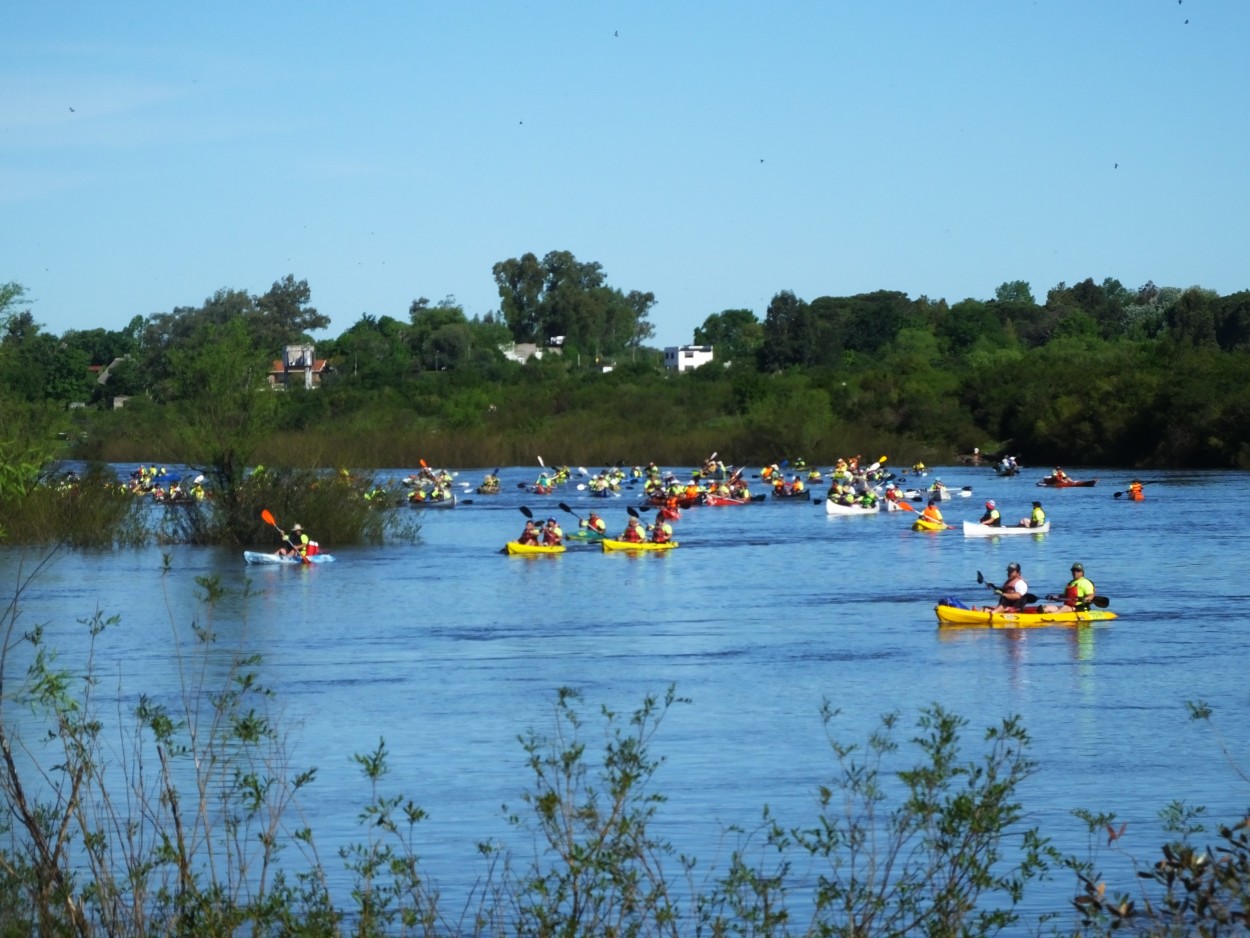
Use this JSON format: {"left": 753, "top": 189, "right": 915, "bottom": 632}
{"left": 243, "top": 551, "right": 336, "bottom": 564}
{"left": 825, "top": 499, "right": 880, "bottom": 515}
{"left": 961, "top": 521, "right": 1050, "bottom": 537}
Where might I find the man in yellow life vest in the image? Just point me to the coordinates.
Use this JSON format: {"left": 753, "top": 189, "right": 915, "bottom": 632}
{"left": 650, "top": 518, "right": 674, "bottom": 544}
{"left": 277, "top": 523, "right": 310, "bottom": 558}
{"left": 1020, "top": 501, "right": 1046, "bottom": 528}
{"left": 1042, "top": 562, "right": 1095, "bottom": 612}
{"left": 582, "top": 511, "right": 607, "bottom": 536}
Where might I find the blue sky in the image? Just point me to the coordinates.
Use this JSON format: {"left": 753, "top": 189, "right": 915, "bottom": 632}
{"left": 4, "top": 1, "right": 1247, "bottom": 350}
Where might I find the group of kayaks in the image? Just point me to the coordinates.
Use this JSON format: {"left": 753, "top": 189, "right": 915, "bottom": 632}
{"left": 504, "top": 537, "right": 678, "bottom": 555}
{"left": 242, "top": 459, "right": 1128, "bottom": 632}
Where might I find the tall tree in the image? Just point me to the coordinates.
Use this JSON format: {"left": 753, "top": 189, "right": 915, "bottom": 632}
{"left": 252, "top": 275, "right": 330, "bottom": 351}
{"left": 693, "top": 309, "right": 764, "bottom": 363}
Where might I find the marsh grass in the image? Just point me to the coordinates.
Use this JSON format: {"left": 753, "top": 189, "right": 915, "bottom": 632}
{"left": 0, "top": 464, "right": 147, "bottom": 547}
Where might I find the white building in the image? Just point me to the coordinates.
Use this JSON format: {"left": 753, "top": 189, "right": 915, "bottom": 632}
{"left": 663, "top": 345, "right": 714, "bottom": 372}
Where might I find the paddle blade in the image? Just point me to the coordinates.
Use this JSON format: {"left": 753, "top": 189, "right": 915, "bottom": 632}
{"left": 519, "top": 506, "right": 533, "bottom": 518}
{"left": 1092, "top": 595, "right": 1111, "bottom": 608}
{"left": 977, "top": 570, "right": 985, "bottom": 584}
{"left": 261, "top": 508, "right": 277, "bottom": 527}
{"left": 627, "top": 505, "right": 640, "bottom": 518}
{"left": 897, "top": 501, "right": 917, "bottom": 512}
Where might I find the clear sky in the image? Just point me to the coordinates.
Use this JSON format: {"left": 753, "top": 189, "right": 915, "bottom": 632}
{"left": 4, "top": 1, "right": 1247, "bottom": 350}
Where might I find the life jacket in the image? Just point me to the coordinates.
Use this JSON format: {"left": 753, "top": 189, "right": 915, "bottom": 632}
{"left": 981, "top": 509, "right": 1001, "bottom": 526}
{"left": 651, "top": 522, "right": 673, "bottom": 544}
{"left": 1065, "top": 576, "right": 1095, "bottom": 609}
{"left": 1031, "top": 507, "right": 1046, "bottom": 526}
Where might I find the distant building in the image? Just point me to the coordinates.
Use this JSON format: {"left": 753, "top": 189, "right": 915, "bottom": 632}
{"left": 269, "top": 344, "right": 328, "bottom": 389}
{"left": 663, "top": 345, "right": 714, "bottom": 372}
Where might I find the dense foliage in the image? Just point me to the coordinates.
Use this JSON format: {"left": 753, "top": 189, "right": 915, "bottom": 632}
{"left": 4, "top": 262, "right": 1250, "bottom": 470}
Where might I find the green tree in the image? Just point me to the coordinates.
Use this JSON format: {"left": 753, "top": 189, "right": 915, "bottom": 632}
{"left": 167, "top": 316, "right": 279, "bottom": 515}
{"left": 693, "top": 308, "right": 764, "bottom": 362}
{"left": 251, "top": 274, "right": 330, "bottom": 351}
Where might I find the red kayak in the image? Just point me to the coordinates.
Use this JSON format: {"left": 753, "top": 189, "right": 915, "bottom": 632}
{"left": 1037, "top": 476, "right": 1098, "bottom": 488}
{"left": 704, "top": 494, "right": 759, "bottom": 506}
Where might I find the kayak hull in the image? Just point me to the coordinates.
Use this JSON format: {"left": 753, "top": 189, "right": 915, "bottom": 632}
{"left": 962, "top": 521, "right": 1051, "bottom": 537}
{"left": 409, "top": 493, "right": 457, "bottom": 508}
{"left": 504, "top": 541, "right": 566, "bottom": 556}
{"left": 825, "top": 500, "right": 880, "bottom": 515}
{"left": 911, "top": 517, "right": 949, "bottom": 532}
{"left": 704, "top": 494, "right": 758, "bottom": 506}
{"left": 935, "top": 604, "right": 1117, "bottom": 629}
{"left": 244, "top": 551, "right": 335, "bottom": 565}
{"left": 1037, "top": 477, "right": 1098, "bottom": 487}
{"left": 601, "top": 538, "right": 678, "bottom": 552}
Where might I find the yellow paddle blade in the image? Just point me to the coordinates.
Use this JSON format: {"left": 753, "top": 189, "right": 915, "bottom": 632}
{"left": 878, "top": 455, "right": 888, "bottom": 464}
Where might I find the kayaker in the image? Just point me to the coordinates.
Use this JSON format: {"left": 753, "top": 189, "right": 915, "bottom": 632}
{"left": 1052, "top": 467, "right": 1071, "bottom": 484}
{"left": 979, "top": 500, "right": 1002, "bottom": 527}
{"left": 542, "top": 517, "right": 564, "bottom": 546}
{"left": 982, "top": 562, "right": 1029, "bottom": 612}
{"left": 278, "top": 523, "right": 310, "bottom": 558}
{"left": 789, "top": 474, "right": 806, "bottom": 495}
{"left": 922, "top": 499, "right": 944, "bottom": 524}
{"left": 1128, "top": 480, "right": 1144, "bottom": 500}
{"left": 650, "top": 518, "right": 674, "bottom": 544}
{"left": 1042, "top": 562, "right": 1096, "bottom": 613}
{"left": 883, "top": 482, "right": 902, "bottom": 504}
{"left": 517, "top": 520, "right": 541, "bottom": 546}
{"left": 620, "top": 516, "right": 646, "bottom": 542}
{"left": 581, "top": 511, "right": 608, "bottom": 536}
{"left": 1019, "top": 501, "right": 1046, "bottom": 528}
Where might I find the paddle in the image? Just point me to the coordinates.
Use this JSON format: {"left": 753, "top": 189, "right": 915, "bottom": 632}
{"left": 1043, "top": 593, "right": 1112, "bottom": 608}
{"left": 260, "top": 508, "right": 309, "bottom": 564}
{"left": 1113, "top": 482, "right": 1151, "bottom": 498}
{"left": 976, "top": 570, "right": 1037, "bottom": 606}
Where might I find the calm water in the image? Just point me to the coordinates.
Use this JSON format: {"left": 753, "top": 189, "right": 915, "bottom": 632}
{"left": 3, "top": 463, "right": 1248, "bottom": 928}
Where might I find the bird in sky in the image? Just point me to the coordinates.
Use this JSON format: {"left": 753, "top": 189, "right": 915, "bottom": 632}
{"left": 68, "top": 106, "right": 75, "bottom": 112}
{"left": 1114, "top": 162, "right": 1119, "bottom": 169}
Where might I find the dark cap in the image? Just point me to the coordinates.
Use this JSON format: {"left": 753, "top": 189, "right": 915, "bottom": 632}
{"left": 1007, "top": 562, "right": 1020, "bottom": 572}
{"left": 1032, "top": 501, "right": 1042, "bottom": 507}
{"left": 1071, "top": 562, "right": 1084, "bottom": 572}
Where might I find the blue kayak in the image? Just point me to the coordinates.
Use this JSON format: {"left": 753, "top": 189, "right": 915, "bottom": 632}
{"left": 243, "top": 551, "right": 335, "bottom": 565}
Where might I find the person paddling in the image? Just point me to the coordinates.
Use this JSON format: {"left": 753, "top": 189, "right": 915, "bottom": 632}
{"left": 517, "top": 519, "right": 540, "bottom": 546}
{"left": 979, "top": 500, "right": 1001, "bottom": 527}
{"left": 542, "top": 517, "right": 564, "bottom": 546}
{"left": 982, "top": 562, "right": 1029, "bottom": 613}
{"left": 1042, "top": 562, "right": 1096, "bottom": 613}
{"left": 581, "top": 511, "right": 607, "bottom": 536}
{"left": 1020, "top": 500, "right": 1046, "bottom": 528}
{"left": 277, "top": 523, "right": 311, "bottom": 558}
{"left": 620, "top": 516, "right": 645, "bottom": 543}
{"left": 921, "top": 499, "right": 945, "bottom": 525}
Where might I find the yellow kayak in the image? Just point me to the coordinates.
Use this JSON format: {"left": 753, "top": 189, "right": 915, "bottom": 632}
{"left": 911, "top": 516, "right": 951, "bottom": 532}
{"left": 601, "top": 538, "right": 679, "bottom": 552}
{"left": 503, "top": 541, "right": 566, "bottom": 556}
{"left": 935, "top": 604, "right": 1117, "bottom": 629}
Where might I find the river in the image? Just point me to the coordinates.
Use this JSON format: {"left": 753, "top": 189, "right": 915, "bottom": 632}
{"left": 2, "top": 462, "right": 1247, "bottom": 931}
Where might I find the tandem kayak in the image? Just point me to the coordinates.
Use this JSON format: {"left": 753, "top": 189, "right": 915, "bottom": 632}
{"left": 503, "top": 541, "right": 566, "bottom": 556}
{"left": 911, "top": 516, "right": 951, "bottom": 532}
{"left": 410, "top": 493, "right": 457, "bottom": 508}
{"left": 704, "top": 494, "right": 760, "bottom": 506}
{"left": 243, "top": 551, "right": 336, "bottom": 565}
{"left": 825, "top": 500, "right": 880, "bottom": 515}
{"left": 935, "top": 603, "right": 1116, "bottom": 629}
{"left": 601, "top": 538, "right": 679, "bottom": 552}
{"left": 962, "top": 520, "right": 1051, "bottom": 537}
{"left": 1037, "top": 476, "right": 1098, "bottom": 487}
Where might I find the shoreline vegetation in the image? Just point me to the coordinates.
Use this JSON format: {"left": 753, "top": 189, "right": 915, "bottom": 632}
{"left": 0, "top": 571, "right": 1245, "bottom": 936}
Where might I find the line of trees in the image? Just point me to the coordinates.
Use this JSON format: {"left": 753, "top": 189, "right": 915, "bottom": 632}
{"left": 3, "top": 259, "right": 1250, "bottom": 470}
